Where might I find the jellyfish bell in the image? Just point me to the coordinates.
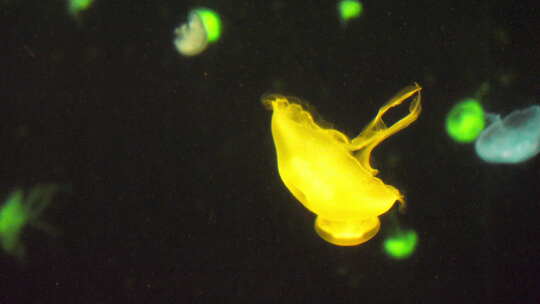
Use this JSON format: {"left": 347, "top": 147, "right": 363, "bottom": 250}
{"left": 475, "top": 105, "right": 540, "bottom": 164}
{"left": 174, "top": 12, "right": 209, "bottom": 57}
{"left": 173, "top": 8, "right": 222, "bottom": 57}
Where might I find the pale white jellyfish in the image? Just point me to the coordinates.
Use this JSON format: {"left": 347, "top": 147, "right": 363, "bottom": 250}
{"left": 173, "top": 8, "right": 222, "bottom": 57}
{"left": 475, "top": 105, "right": 540, "bottom": 164}
{"left": 174, "top": 12, "right": 208, "bottom": 56}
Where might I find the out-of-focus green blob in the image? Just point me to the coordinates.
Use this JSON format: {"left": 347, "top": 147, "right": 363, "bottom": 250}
{"left": 193, "top": 8, "right": 222, "bottom": 43}
{"left": 68, "top": 0, "right": 94, "bottom": 16}
{"left": 338, "top": 0, "right": 363, "bottom": 24}
{"left": 0, "top": 185, "right": 59, "bottom": 258}
{"left": 446, "top": 99, "right": 485, "bottom": 143}
{"left": 384, "top": 230, "right": 418, "bottom": 259}
{"left": 0, "top": 191, "right": 28, "bottom": 256}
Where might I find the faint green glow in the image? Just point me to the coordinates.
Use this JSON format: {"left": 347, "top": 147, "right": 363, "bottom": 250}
{"left": 384, "top": 230, "right": 418, "bottom": 259}
{"left": 338, "top": 0, "right": 363, "bottom": 23}
{"left": 194, "top": 8, "right": 222, "bottom": 43}
{"left": 446, "top": 98, "right": 485, "bottom": 143}
{"left": 68, "top": 0, "right": 94, "bottom": 16}
{"left": 0, "top": 185, "right": 60, "bottom": 258}
{"left": 0, "top": 191, "right": 27, "bottom": 256}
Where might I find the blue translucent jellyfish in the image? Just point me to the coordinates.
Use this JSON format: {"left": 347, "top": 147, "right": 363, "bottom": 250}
{"left": 0, "top": 184, "right": 60, "bottom": 258}
{"left": 475, "top": 105, "right": 540, "bottom": 164}
{"left": 174, "top": 8, "right": 222, "bottom": 57}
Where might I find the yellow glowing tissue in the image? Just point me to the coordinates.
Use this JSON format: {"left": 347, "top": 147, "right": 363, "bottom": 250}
{"left": 264, "top": 84, "right": 421, "bottom": 246}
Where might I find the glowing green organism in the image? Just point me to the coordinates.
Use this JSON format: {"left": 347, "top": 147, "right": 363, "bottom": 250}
{"left": 383, "top": 229, "right": 418, "bottom": 259}
{"left": 67, "top": 0, "right": 94, "bottom": 16}
{"left": 174, "top": 8, "right": 222, "bottom": 57}
{"left": 0, "top": 184, "right": 60, "bottom": 258}
{"left": 265, "top": 84, "right": 421, "bottom": 246}
{"left": 446, "top": 98, "right": 485, "bottom": 143}
{"left": 338, "top": 0, "right": 363, "bottom": 25}
{"left": 195, "top": 8, "right": 222, "bottom": 43}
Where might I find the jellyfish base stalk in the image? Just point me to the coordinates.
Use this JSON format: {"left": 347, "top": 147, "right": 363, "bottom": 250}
{"left": 314, "top": 216, "right": 380, "bottom": 246}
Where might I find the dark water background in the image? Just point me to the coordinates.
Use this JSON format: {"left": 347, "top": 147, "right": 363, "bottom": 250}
{"left": 1, "top": 0, "right": 539, "bottom": 302}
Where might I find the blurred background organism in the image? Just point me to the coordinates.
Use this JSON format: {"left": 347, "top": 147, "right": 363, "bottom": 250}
{"left": 174, "top": 8, "right": 222, "bottom": 57}
{"left": 446, "top": 98, "right": 485, "bottom": 143}
{"left": 337, "top": 0, "right": 363, "bottom": 26}
{"left": 0, "top": 184, "right": 61, "bottom": 259}
{"left": 67, "top": 0, "right": 94, "bottom": 18}
{"left": 383, "top": 229, "right": 418, "bottom": 260}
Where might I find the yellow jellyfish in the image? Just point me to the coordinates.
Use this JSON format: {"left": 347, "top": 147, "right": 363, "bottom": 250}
{"left": 264, "top": 83, "right": 421, "bottom": 246}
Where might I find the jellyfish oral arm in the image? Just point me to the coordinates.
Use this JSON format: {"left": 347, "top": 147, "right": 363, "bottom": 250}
{"left": 351, "top": 83, "right": 422, "bottom": 173}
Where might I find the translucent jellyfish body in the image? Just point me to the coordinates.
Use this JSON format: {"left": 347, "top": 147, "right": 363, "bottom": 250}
{"left": 264, "top": 84, "right": 421, "bottom": 246}
{"left": 475, "top": 105, "right": 540, "bottom": 164}
{"left": 174, "top": 8, "right": 222, "bottom": 57}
